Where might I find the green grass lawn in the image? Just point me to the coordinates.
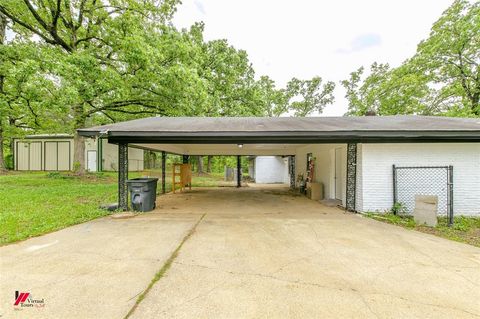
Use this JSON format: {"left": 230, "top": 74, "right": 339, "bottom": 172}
{"left": 0, "top": 172, "right": 118, "bottom": 245}
{"left": 364, "top": 212, "right": 480, "bottom": 248}
{"left": 0, "top": 170, "right": 228, "bottom": 245}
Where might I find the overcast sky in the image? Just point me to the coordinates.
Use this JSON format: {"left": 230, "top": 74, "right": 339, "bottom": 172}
{"left": 173, "top": 0, "right": 454, "bottom": 116}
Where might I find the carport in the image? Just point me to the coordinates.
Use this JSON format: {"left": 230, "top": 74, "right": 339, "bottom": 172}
{"left": 78, "top": 116, "right": 480, "bottom": 212}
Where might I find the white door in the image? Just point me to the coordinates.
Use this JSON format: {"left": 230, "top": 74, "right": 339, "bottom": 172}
{"left": 335, "top": 148, "right": 342, "bottom": 200}
{"left": 87, "top": 151, "right": 97, "bottom": 172}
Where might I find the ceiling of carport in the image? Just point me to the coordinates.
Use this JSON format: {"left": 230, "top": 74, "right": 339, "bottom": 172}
{"left": 131, "top": 143, "right": 313, "bottom": 156}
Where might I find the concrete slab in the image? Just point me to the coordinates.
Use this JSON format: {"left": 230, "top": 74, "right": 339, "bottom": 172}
{"left": 0, "top": 212, "right": 200, "bottom": 319}
{"left": 132, "top": 187, "right": 480, "bottom": 319}
{"left": 2, "top": 186, "right": 479, "bottom": 318}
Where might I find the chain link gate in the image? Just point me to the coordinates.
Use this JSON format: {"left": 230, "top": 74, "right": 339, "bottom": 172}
{"left": 393, "top": 165, "right": 453, "bottom": 225}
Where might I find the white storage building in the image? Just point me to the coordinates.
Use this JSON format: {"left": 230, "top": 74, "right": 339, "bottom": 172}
{"left": 13, "top": 134, "right": 144, "bottom": 172}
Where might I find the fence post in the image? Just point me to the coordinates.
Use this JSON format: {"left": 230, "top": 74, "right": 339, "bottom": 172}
{"left": 448, "top": 165, "right": 454, "bottom": 226}
{"left": 392, "top": 164, "right": 397, "bottom": 214}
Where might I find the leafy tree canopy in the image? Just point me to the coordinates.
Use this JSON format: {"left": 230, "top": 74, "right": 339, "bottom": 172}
{"left": 0, "top": 0, "right": 334, "bottom": 171}
{"left": 342, "top": 0, "right": 479, "bottom": 117}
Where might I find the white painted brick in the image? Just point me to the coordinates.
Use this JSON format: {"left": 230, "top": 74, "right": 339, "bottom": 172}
{"left": 255, "top": 156, "right": 289, "bottom": 183}
{"left": 359, "top": 143, "right": 480, "bottom": 216}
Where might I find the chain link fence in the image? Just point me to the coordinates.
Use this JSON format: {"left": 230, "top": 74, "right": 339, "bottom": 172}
{"left": 393, "top": 165, "right": 453, "bottom": 225}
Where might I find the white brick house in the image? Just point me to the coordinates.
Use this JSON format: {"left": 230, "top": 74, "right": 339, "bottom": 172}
{"left": 78, "top": 115, "right": 480, "bottom": 215}
{"left": 295, "top": 143, "right": 480, "bottom": 215}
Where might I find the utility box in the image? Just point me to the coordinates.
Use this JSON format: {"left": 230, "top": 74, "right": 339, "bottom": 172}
{"left": 127, "top": 178, "right": 159, "bottom": 212}
{"left": 306, "top": 182, "right": 324, "bottom": 200}
{"left": 414, "top": 195, "right": 438, "bottom": 227}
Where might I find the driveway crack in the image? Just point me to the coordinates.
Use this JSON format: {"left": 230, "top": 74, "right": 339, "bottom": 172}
{"left": 123, "top": 213, "right": 206, "bottom": 319}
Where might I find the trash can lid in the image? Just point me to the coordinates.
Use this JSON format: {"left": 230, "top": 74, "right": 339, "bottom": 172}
{"left": 126, "top": 177, "right": 159, "bottom": 183}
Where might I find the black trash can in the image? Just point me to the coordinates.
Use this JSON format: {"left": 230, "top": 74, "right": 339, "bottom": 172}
{"left": 126, "top": 178, "right": 159, "bottom": 212}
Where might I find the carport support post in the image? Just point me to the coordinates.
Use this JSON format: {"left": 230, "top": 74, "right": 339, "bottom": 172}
{"left": 118, "top": 143, "right": 129, "bottom": 211}
{"left": 289, "top": 156, "right": 296, "bottom": 189}
{"left": 345, "top": 143, "right": 357, "bottom": 212}
{"left": 236, "top": 155, "right": 241, "bottom": 188}
{"left": 161, "top": 151, "right": 166, "bottom": 194}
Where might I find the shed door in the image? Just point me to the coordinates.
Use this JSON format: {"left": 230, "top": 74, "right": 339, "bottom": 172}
{"left": 16, "top": 142, "right": 29, "bottom": 170}
{"left": 335, "top": 148, "right": 342, "bottom": 200}
{"left": 29, "top": 142, "right": 42, "bottom": 170}
{"left": 45, "top": 141, "right": 71, "bottom": 171}
{"left": 45, "top": 142, "right": 57, "bottom": 170}
{"left": 87, "top": 151, "right": 97, "bottom": 172}
{"left": 57, "top": 142, "right": 70, "bottom": 170}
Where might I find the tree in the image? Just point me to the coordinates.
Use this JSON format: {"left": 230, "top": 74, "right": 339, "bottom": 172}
{"left": 0, "top": 12, "right": 6, "bottom": 171}
{"left": 415, "top": 0, "right": 480, "bottom": 115}
{"left": 190, "top": 25, "right": 265, "bottom": 117}
{"left": 1, "top": 1, "right": 338, "bottom": 173}
{"left": 196, "top": 155, "right": 204, "bottom": 174}
{"left": 256, "top": 76, "right": 288, "bottom": 117}
{"left": 0, "top": 17, "right": 66, "bottom": 170}
{"left": 342, "top": 62, "right": 433, "bottom": 116}
{"left": 286, "top": 77, "right": 335, "bottom": 116}
{"left": 206, "top": 155, "right": 212, "bottom": 173}
{"left": 342, "top": 0, "right": 479, "bottom": 117}
{"left": 256, "top": 75, "right": 336, "bottom": 117}
{"left": 0, "top": 0, "right": 191, "bottom": 173}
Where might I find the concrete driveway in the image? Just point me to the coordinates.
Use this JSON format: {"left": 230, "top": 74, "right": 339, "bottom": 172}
{"left": 2, "top": 186, "right": 480, "bottom": 318}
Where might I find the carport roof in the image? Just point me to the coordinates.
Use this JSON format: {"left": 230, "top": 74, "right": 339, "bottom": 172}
{"left": 78, "top": 115, "right": 480, "bottom": 143}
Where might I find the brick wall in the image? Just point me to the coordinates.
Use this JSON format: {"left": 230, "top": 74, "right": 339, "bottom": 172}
{"left": 255, "top": 156, "right": 289, "bottom": 183}
{"left": 359, "top": 143, "right": 480, "bottom": 216}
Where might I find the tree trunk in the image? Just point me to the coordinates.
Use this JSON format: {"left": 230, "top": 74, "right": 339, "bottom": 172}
{"left": 472, "top": 91, "right": 479, "bottom": 115}
{"left": 0, "top": 126, "right": 5, "bottom": 172}
{"left": 197, "top": 155, "right": 204, "bottom": 174}
{"left": 0, "top": 13, "right": 6, "bottom": 172}
{"left": 73, "top": 133, "right": 85, "bottom": 174}
{"left": 206, "top": 156, "right": 212, "bottom": 173}
{"left": 73, "top": 104, "right": 86, "bottom": 174}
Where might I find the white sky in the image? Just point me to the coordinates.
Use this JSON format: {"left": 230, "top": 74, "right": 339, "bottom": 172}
{"left": 173, "top": 0, "right": 454, "bottom": 116}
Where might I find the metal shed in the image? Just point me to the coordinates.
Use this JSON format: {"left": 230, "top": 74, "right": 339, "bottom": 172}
{"left": 13, "top": 134, "right": 144, "bottom": 172}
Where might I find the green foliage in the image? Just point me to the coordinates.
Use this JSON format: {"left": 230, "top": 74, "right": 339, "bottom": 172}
{"left": 286, "top": 77, "right": 335, "bottom": 116}
{"left": 0, "top": 171, "right": 231, "bottom": 244}
{"left": 46, "top": 171, "right": 67, "bottom": 179}
{"left": 258, "top": 76, "right": 336, "bottom": 117}
{"left": 342, "top": 0, "right": 480, "bottom": 117}
{"left": 342, "top": 62, "right": 431, "bottom": 116}
{"left": 0, "top": 173, "right": 116, "bottom": 244}
{"left": 257, "top": 76, "right": 288, "bottom": 117}
{"left": 4, "top": 153, "right": 12, "bottom": 169}
{"left": 415, "top": 0, "right": 480, "bottom": 115}
{"left": 391, "top": 202, "right": 408, "bottom": 215}
{"left": 0, "top": 1, "right": 336, "bottom": 172}
{"left": 365, "top": 212, "right": 416, "bottom": 228}
{"left": 365, "top": 212, "right": 480, "bottom": 247}
{"left": 72, "top": 161, "right": 81, "bottom": 173}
